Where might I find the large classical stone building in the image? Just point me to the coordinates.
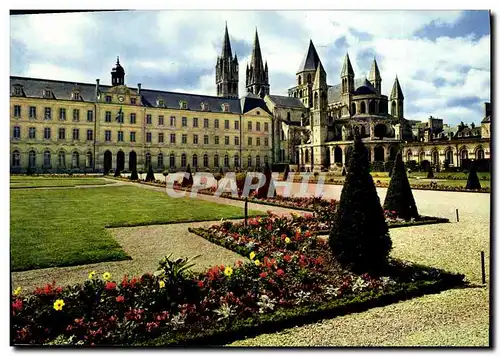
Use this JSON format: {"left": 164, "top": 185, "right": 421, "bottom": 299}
{"left": 10, "top": 24, "right": 491, "bottom": 173}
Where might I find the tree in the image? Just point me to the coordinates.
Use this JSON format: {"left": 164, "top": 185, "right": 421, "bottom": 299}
{"left": 114, "top": 168, "right": 121, "bottom": 177}
{"left": 130, "top": 166, "right": 139, "bottom": 180}
{"left": 383, "top": 152, "right": 419, "bottom": 220}
{"left": 426, "top": 163, "right": 434, "bottom": 178}
{"left": 256, "top": 163, "right": 277, "bottom": 198}
{"left": 341, "top": 166, "right": 347, "bottom": 176}
{"left": 181, "top": 164, "right": 194, "bottom": 187}
{"left": 466, "top": 163, "right": 481, "bottom": 190}
{"left": 145, "top": 164, "right": 155, "bottom": 182}
{"left": 329, "top": 134, "right": 392, "bottom": 274}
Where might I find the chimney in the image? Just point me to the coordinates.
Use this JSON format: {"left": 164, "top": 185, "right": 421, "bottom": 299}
{"left": 137, "top": 83, "right": 142, "bottom": 95}
{"left": 95, "top": 78, "right": 100, "bottom": 99}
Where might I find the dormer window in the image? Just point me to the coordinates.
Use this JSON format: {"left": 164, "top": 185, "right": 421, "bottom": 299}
{"left": 12, "top": 84, "right": 24, "bottom": 97}
{"left": 179, "top": 100, "right": 188, "bottom": 110}
{"left": 43, "top": 88, "right": 53, "bottom": 99}
{"left": 201, "top": 102, "right": 210, "bottom": 111}
{"left": 105, "top": 95, "right": 112, "bottom": 103}
{"left": 222, "top": 103, "right": 230, "bottom": 112}
{"left": 157, "top": 98, "right": 165, "bottom": 107}
{"left": 71, "top": 89, "right": 82, "bottom": 101}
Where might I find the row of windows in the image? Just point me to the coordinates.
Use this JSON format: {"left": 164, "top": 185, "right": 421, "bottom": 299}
{"left": 142, "top": 152, "right": 269, "bottom": 169}
{"left": 13, "top": 105, "right": 94, "bottom": 122}
{"left": 12, "top": 127, "right": 93, "bottom": 141}
{"left": 12, "top": 150, "right": 92, "bottom": 169}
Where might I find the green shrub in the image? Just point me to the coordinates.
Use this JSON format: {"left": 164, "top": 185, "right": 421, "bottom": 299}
{"left": 465, "top": 164, "right": 481, "bottom": 190}
{"left": 130, "top": 166, "right": 139, "bottom": 180}
{"left": 426, "top": 164, "right": 434, "bottom": 179}
{"left": 181, "top": 165, "right": 194, "bottom": 187}
{"left": 145, "top": 164, "right": 155, "bottom": 182}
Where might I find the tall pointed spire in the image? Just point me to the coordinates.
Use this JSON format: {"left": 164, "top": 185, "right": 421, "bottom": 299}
{"left": 313, "top": 61, "right": 326, "bottom": 90}
{"left": 297, "top": 39, "right": 321, "bottom": 74}
{"left": 390, "top": 76, "right": 404, "bottom": 99}
{"left": 368, "top": 57, "right": 382, "bottom": 93}
{"left": 251, "top": 28, "right": 264, "bottom": 72}
{"left": 215, "top": 23, "right": 238, "bottom": 98}
{"left": 341, "top": 53, "right": 354, "bottom": 77}
{"left": 246, "top": 27, "right": 269, "bottom": 98}
{"left": 221, "top": 22, "right": 232, "bottom": 58}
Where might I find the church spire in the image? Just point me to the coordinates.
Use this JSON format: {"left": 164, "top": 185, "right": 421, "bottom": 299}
{"left": 368, "top": 57, "right": 382, "bottom": 93}
{"left": 221, "top": 22, "right": 232, "bottom": 58}
{"left": 251, "top": 28, "right": 264, "bottom": 73}
{"left": 215, "top": 23, "right": 238, "bottom": 98}
{"left": 297, "top": 39, "right": 321, "bottom": 74}
{"left": 390, "top": 75, "right": 404, "bottom": 99}
{"left": 246, "top": 27, "right": 269, "bottom": 98}
{"left": 341, "top": 53, "right": 354, "bottom": 77}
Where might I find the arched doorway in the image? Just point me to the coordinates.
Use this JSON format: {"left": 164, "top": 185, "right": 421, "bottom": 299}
{"left": 116, "top": 151, "right": 125, "bottom": 172}
{"left": 104, "top": 150, "right": 112, "bottom": 173}
{"left": 374, "top": 146, "right": 384, "bottom": 161}
{"left": 389, "top": 146, "right": 398, "bottom": 161}
{"left": 445, "top": 149, "right": 454, "bottom": 165}
{"left": 476, "top": 147, "right": 485, "bottom": 160}
{"left": 334, "top": 146, "right": 343, "bottom": 164}
{"left": 129, "top": 151, "right": 137, "bottom": 171}
{"left": 431, "top": 150, "right": 439, "bottom": 165}
{"left": 324, "top": 147, "right": 331, "bottom": 167}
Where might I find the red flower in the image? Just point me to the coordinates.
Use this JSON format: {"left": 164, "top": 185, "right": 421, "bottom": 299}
{"left": 236, "top": 260, "right": 243, "bottom": 267}
{"left": 12, "top": 299, "right": 23, "bottom": 312}
{"left": 305, "top": 230, "right": 311, "bottom": 237}
{"left": 281, "top": 234, "right": 287, "bottom": 240}
{"left": 105, "top": 282, "right": 117, "bottom": 290}
{"left": 259, "top": 272, "right": 268, "bottom": 279}
{"left": 197, "top": 280, "right": 204, "bottom": 288}
{"left": 116, "top": 295, "right": 125, "bottom": 303}
{"left": 283, "top": 255, "right": 292, "bottom": 262}
{"left": 268, "top": 278, "right": 276, "bottom": 285}
{"left": 121, "top": 275, "right": 129, "bottom": 288}
{"left": 276, "top": 269, "right": 285, "bottom": 277}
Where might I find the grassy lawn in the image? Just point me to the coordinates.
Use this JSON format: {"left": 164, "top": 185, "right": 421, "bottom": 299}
{"left": 10, "top": 177, "right": 112, "bottom": 188}
{"left": 10, "top": 185, "right": 261, "bottom": 271}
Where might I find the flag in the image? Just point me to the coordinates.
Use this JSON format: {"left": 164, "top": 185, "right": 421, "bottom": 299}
{"left": 115, "top": 107, "right": 123, "bottom": 122}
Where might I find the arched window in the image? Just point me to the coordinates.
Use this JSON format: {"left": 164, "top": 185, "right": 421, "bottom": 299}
{"left": 351, "top": 103, "right": 356, "bottom": 115}
{"left": 214, "top": 154, "right": 219, "bottom": 167}
{"left": 369, "top": 100, "right": 376, "bottom": 114}
{"left": 181, "top": 153, "right": 187, "bottom": 168}
{"left": 445, "top": 150, "right": 454, "bottom": 165}
{"left": 307, "top": 74, "right": 311, "bottom": 83}
{"left": 157, "top": 153, "right": 164, "bottom": 168}
{"left": 360, "top": 101, "right": 366, "bottom": 114}
{"left": 72, "top": 152, "right": 79, "bottom": 168}
{"left": 192, "top": 154, "right": 198, "bottom": 168}
{"left": 43, "top": 150, "right": 51, "bottom": 168}
{"left": 298, "top": 75, "right": 302, "bottom": 85}
{"left": 256, "top": 155, "right": 261, "bottom": 167}
{"left": 169, "top": 153, "right": 176, "bottom": 168}
{"left": 203, "top": 154, "right": 209, "bottom": 167}
{"left": 360, "top": 125, "right": 366, "bottom": 137}
{"left": 476, "top": 148, "right": 485, "bottom": 160}
{"left": 234, "top": 154, "right": 239, "bottom": 168}
{"left": 247, "top": 155, "right": 252, "bottom": 167}
{"left": 224, "top": 154, "right": 229, "bottom": 167}
{"left": 287, "top": 112, "right": 291, "bottom": 120}
{"left": 58, "top": 151, "right": 65, "bottom": 167}
{"left": 86, "top": 151, "right": 93, "bottom": 168}
{"left": 407, "top": 150, "right": 413, "bottom": 161}
{"left": 461, "top": 149, "right": 468, "bottom": 160}
{"left": 374, "top": 146, "right": 384, "bottom": 162}
{"left": 305, "top": 149, "right": 310, "bottom": 163}
{"left": 391, "top": 101, "right": 397, "bottom": 116}
{"left": 29, "top": 150, "right": 36, "bottom": 168}
{"left": 145, "top": 152, "right": 151, "bottom": 167}
{"left": 314, "top": 92, "right": 319, "bottom": 110}
{"left": 431, "top": 150, "right": 439, "bottom": 165}
{"left": 12, "top": 150, "right": 20, "bottom": 167}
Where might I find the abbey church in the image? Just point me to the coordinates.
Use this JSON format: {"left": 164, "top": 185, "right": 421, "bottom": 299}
{"left": 10, "top": 23, "right": 490, "bottom": 173}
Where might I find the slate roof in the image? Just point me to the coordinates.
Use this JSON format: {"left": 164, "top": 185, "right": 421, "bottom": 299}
{"left": 297, "top": 40, "right": 321, "bottom": 74}
{"left": 390, "top": 76, "right": 404, "bottom": 99}
{"left": 327, "top": 78, "right": 365, "bottom": 103}
{"left": 353, "top": 79, "right": 377, "bottom": 95}
{"left": 267, "top": 95, "right": 305, "bottom": 109}
{"left": 240, "top": 93, "right": 272, "bottom": 115}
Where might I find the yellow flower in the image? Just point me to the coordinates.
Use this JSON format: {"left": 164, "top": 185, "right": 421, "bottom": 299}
{"left": 224, "top": 266, "right": 233, "bottom": 277}
{"left": 53, "top": 299, "right": 65, "bottom": 311}
{"left": 249, "top": 251, "right": 256, "bottom": 260}
{"left": 88, "top": 271, "right": 96, "bottom": 280}
{"left": 158, "top": 280, "right": 165, "bottom": 289}
{"left": 296, "top": 228, "right": 301, "bottom": 234}
{"left": 102, "top": 272, "right": 111, "bottom": 281}
{"left": 254, "top": 260, "right": 261, "bottom": 266}
{"left": 285, "top": 237, "right": 291, "bottom": 244}
{"left": 291, "top": 212, "right": 300, "bottom": 218}
{"left": 13, "top": 287, "right": 21, "bottom": 296}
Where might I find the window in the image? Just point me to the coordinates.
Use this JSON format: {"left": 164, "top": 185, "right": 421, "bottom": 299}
{"left": 145, "top": 152, "right": 151, "bottom": 167}
{"left": 224, "top": 154, "right": 229, "bottom": 167}
{"left": 28, "top": 150, "right": 36, "bottom": 168}
{"left": 234, "top": 136, "right": 239, "bottom": 146}
{"left": 157, "top": 99, "right": 164, "bottom": 107}
{"left": 44, "top": 89, "right": 53, "bottom": 99}
{"left": 214, "top": 154, "right": 219, "bottom": 167}
{"left": 158, "top": 133, "right": 164, "bottom": 143}
{"left": 193, "top": 134, "right": 199, "bottom": 144}
{"left": 181, "top": 153, "right": 187, "bottom": 167}
{"left": 105, "top": 130, "right": 112, "bottom": 142}
{"left": 170, "top": 116, "right": 176, "bottom": 127}
{"left": 264, "top": 137, "right": 269, "bottom": 146}
{"left": 44, "top": 107, "right": 52, "bottom": 120}
{"left": 131, "top": 98, "right": 137, "bottom": 105}
{"left": 146, "top": 132, "right": 152, "bottom": 143}
{"left": 182, "top": 117, "right": 187, "bottom": 127}
{"left": 105, "top": 95, "right": 112, "bottom": 103}
{"left": 215, "top": 136, "right": 219, "bottom": 145}
{"left": 14, "top": 86, "right": 23, "bottom": 96}
{"left": 130, "top": 113, "right": 136, "bottom": 124}
{"left": 204, "top": 135, "right": 209, "bottom": 145}
{"left": 204, "top": 118, "right": 209, "bottom": 128}
{"left": 130, "top": 131, "right": 136, "bottom": 142}
{"left": 29, "top": 127, "right": 36, "bottom": 139}
{"left": 193, "top": 118, "right": 198, "bottom": 128}
{"left": 146, "top": 114, "right": 152, "bottom": 125}
{"left": 234, "top": 154, "right": 239, "bottom": 168}
{"left": 12, "top": 151, "right": 20, "bottom": 167}
{"left": 222, "top": 103, "right": 229, "bottom": 112}
{"left": 29, "top": 106, "right": 36, "bottom": 119}
{"left": 72, "top": 152, "right": 79, "bottom": 168}
{"left": 72, "top": 128, "right": 80, "bottom": 141}
{"left": 256, "top": 122, "right": 261, "bottom": 131}
{"left": 170, "top": 133, "right": 176, "bottom": 144}
{"left": 201, "top": 102, "right": 210, "bottom": 111}
{"left": 14, "top": 105, "right": 21, "bottom": 117}
{"left": 169, "top": 153, "right": 176, "bottom": 168}
{"left": 118, "top": 131, "right": 124, "bottom": 142}
{"left": 158, "top": 153, "right": 164, "bottom": 168}
{"left": 248, "top": 121, "right": 252, "bottom": 131}
{"left": 44, "top": 127, "right": 51, "bottom": 140}
{"left": 248, "top": 137, "right": 253, "bottom": 146}
{"left": 235, "top": 121, "right": 239, "bottom": 130}
{"left": 158, "top": 115, "right": 164, "bottom": 126}
{"left": 225, "top": 136, "right": 229, "bottom": 145}
{"left": 86, "top": 151, "right": 92, "bottom": 168}
{"left": 58, "top": 151, "right": 65, "bottom": 167}
{"left": 58, "top": 128, "right": 66, "bottom": 140}
{"left": 73, "top": 109, "right": 80, "bottom": 122}
{"left": 264, "top": 123, "right": 269, "bottom": 132}
{"left": 214, "top": 119, "right": 219, "bottom": 129}
{"left": 180, "top": 101, "right": 187, "bottom": 109}
{"left": 224, "top": 120, "right": 230, "bottom": 129}
{"left": 59, "top": 108, "right": 66, "bottom": 121}
{"left": 13, "top": 126, "right": 20, "bottom": 139}
{"left": 87, "top": 129, "right": 93, "bottom": 141}
{"left": 203, "top": 154, "right": 209, "bottom": 167}
{"left": 182, "top": 134, "right": 187, "bottom": 144}
{"left": 247, "top": 155, "right": 252, "bottom": 167}
{"left": 105, "top": 111, "right": 111, "bottom": 122}
{"left": 256, "top": 155, "right": 261, "bottom": 167}
{"left": 87, "top": 110, "right": 94, "bottom": 122}
{"left": 43, "top": 151, "right": 51, "bottom": 167}
{"left": 192, "top": 154, "right": 198, "bottom": 167}
{"left": 256, "top": 138, "right": 261, "bottom": 146}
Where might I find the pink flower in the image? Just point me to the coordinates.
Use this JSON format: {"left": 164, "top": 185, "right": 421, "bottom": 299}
{"left": 259, "top": 272, "right": 268, "bottom": 279}
{"left": 105, "top": 282, "right": 117, "bottom": 290}
{"left": 276, "top": 269, "right": 285, "bottom": 277}
{"left": 116, "top": 295, "right": 125, "bottom": 303}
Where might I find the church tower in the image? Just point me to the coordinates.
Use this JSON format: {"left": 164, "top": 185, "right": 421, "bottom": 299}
{"left": 111, "top": 56, "right": 125, "bottom": 86}
{"left": 340, "top": 53, "right": 355, "bottom": 114}
{"left": 368, "top": 57, "right": 382, "bottom": 93}
{"left": 295, "top": 39, "right": 321, "bottom": 109}
{"left": 215, "top": 23, "right": 239, "bottom": 98}
{"left": 390, "top": 76, "right": 404, "bottom": 118}
{"left": 246, "top": 28, "right": 270, "bottom": 98}
{"left": 311, "top": 62, "right": 329, "bottom": 168}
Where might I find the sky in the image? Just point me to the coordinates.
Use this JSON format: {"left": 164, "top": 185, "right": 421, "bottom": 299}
{"left": 10, "top": 10, "right": 491, "bottom": 126}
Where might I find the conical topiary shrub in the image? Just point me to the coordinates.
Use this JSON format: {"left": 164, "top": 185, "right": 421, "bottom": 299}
{"left": 181, "top": 164, "right": 194, "bottom": 187}
{"left": 466, "top": 163, "right": 481, "bottom": 190}
{"left": 383, "top": 151, "right": 419, "bottom": 220}
{"left": 130, "top": 166, "right": 139, "bottom": 180}
{"left": 114, "top": 168, "right": 121, "bottom": 177}
{"left": 329, "top": 134, "right": 392, "bottom": 274}
{"left": 145, "top": 164, "right": 155, "bottom": 182}
{"left": 256, "top": 163, "right": 276, "bottom": 198}
{"left": 427, "top": 164, "right": 434, "bottom": 179}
